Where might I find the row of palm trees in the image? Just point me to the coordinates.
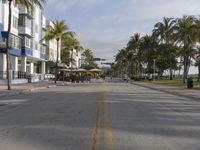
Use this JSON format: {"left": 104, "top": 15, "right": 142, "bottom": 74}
{"left": 113, "top": 15, "right": 200, "bottom": 83}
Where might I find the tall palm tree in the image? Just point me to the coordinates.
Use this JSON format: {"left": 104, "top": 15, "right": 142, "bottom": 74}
{"left": 127, "top": 33, "right": 143, "bottom": 76}
{"left": 140, "top": 35, "right": 157, "bottom": 76}
{"left": 5, "top": 0, "right": 46, "bottom": 90}
{"left": 194, "top": 46, "right": 200, "bottom": 82}
{"left": 174, "top": 15, "right": 198, "bottom": 83}
{"left": 194, "top": 18, "right": 200, "bottom": 82}
{"left": 153, "top": 17, "right": 176, "bottom": 80}
{"left": 62, "top": 36, "right": 82, "bottom": 69}
{"left": 115, "top": 48, "right": 129, "bottom": 78}
{"left": 44, "top": 20, "right": 71, "bottom": 84}
{"left": 127, "top": 33, "right": 141, "bottom": 52}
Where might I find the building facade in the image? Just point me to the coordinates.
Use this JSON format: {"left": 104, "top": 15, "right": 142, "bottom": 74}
{"left": 69, "top": 48, "right": 82, "bottom": 69}
{"left": 0, "top": 0, "right": 60, "bottom": 82}
{"left": 45, "top": 20, "right": 61, "bottom": 74}
{"left": 18, "top": 1, "right": 46, "bottom": 81}
{"left": 68, "top": 33, "right": 82, "bottom": 69}
{"left": 0, "top": 0, "right": 21, "bottom": 79}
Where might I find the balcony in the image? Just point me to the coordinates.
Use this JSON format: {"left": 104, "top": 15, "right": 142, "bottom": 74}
{"left": 22, "top": 47, "right": 32, "bottom": 56}
{"left": 1, "top": 32, "right": 22, "bottom": 56}
{"left": 19, "top": 4, "right": 33, "bottom": 19}
{"left": 21, "top": 36, "right": 32, "bottom": 56}
{"left": 18, "top": 26, "right": 31, "bottom": 36}
{"left": 18, "top": 15, "right": 32, "bottom": 36}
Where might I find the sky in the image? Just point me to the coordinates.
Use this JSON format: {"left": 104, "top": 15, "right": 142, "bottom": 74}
{"left": 44, "top": 0, "right": 200, "bottom": 70}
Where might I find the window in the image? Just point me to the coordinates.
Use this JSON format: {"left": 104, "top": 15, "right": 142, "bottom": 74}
{"left": 25, "top": 37, "right": 30, "bottom": 48}
{"left": 19, "top": 15, "right": 31, "bottom": 27}
{"left": 42, "top": 46, "right": 46, "bottom": 54}
{"left": 12, "top": 16, "right": 18, "bottom": 29}
{"left": 14, "top": 37, "right": 18, "bottom": 48}
{"left": 14, "top": 36, "right": 21, "bottom": 49}
{"left": 26, "top": 18, "right": 31, "bottom": 27}
{"left": 18, "top": 15, "right": 25, "bottom": 26}
{"left": 9, "top": 35, "right": 21, "bottom": 49}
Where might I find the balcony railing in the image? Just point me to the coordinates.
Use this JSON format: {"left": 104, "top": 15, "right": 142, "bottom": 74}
{"left": 1, "top": 32, "right": 22, "bottom": 50}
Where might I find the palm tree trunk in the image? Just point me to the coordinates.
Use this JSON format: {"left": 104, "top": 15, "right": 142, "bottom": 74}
{"left": 169, "top": 49, "right": 173, "bottom": 80}
{"left": 55, "top": 39, "right": 59, "bottom": 84}
{"left": 187, "top": 56, "right": 191, "bottom": 76}
{"left": 6, "top": 0, "right": 12, "bottom": 90}
{"left": 183, "top": 48, "right": 187, "bottom": 84}
{"left": 198, "top": 64, "right": 200, "bottom": 82}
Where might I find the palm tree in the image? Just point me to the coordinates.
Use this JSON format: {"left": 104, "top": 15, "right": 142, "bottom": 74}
{"left": 82, "top": 49, "right": 98, "bottom": 69}
{"left": 62, "top": 36, "right": 82, "bottom": 69}
{"left": 5, "top": 0, "right": 46, "bottom": 90}
{"left": 115, "top": 48, "right": 129, "bottom": 78}
{"left": 153, "top": 17, "right": 176, "bottom": 80}
{"left": 126, "top": 33, "right": 142, "bottom": 77}
{"left": 174, "top": 16, "right": 198, "bottom": 83}
{"left": 194, "top": 18, "right": 200, "bottom": 82}
{"left": 140, "top": 35, "right": 157, "bottom": 77}
{"left": 44, "top": 20, "right": 71, "bottom": 84}
{"left": 193, "top": 46, "right": 200, "bottom": 82}
{"left": 127, "top": 33, "right": 141, "bottom": 52}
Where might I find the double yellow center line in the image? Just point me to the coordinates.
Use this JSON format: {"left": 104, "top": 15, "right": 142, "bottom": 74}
{"left": 89, "top": 85, "right": 114, "bottom": 150}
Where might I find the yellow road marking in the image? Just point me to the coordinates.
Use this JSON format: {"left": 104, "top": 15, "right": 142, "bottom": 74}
{"left": 104, "top": 102, "right": 114, "bottom": 150}
{"left": 89, "top": 98, "right": 101, "bottom": 150}
{"left": 90, "top": 84, "right": 114, "bottom": 150}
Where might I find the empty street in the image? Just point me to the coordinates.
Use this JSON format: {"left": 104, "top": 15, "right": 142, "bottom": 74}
{"left": 0, "top": 82, "right": 200, "bottom": 150}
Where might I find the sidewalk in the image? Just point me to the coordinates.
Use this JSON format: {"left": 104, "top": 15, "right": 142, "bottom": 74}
{"left": 0, "top": 81, "right": 58, "bottom": 98}
{"left": 132, "top": 81, "right": 200, "bottom": 100}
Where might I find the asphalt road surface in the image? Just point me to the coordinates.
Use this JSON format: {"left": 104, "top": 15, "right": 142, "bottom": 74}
{"left": 0, "top": 82, "right": 200, "bottom": 150}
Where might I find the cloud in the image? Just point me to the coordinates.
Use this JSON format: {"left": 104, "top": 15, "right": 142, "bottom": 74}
{"left": 44, "top": 0, "right": 200, "bottom": 63}
{"left": 44, "top": 0, "right": 97, "bottom": 14}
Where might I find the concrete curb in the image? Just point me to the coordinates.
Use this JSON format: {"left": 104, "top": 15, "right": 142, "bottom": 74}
{"left": 0, "top": 85, "right": 57, "bottom": 98}
{"left": 132, "top": 81, "right": 200, "bottom": 101}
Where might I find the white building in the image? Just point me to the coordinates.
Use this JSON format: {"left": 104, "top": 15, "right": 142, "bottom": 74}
{"left": 68, "top": 33, "right": 82, "bottom": 69}
{"left": 69, "top": 48, "right": 82, "bottom": 69}
{"left": 0, "top": 0, "right": 21, "bottom": 79}
{"left": 45, "top": 20, "right": 61, "bottom": 74}
{"left": 18, "top": 2, "right": 46, "bottom": 81}
{"left": 0, "top": 0, "right": 59, "bottom": 83}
